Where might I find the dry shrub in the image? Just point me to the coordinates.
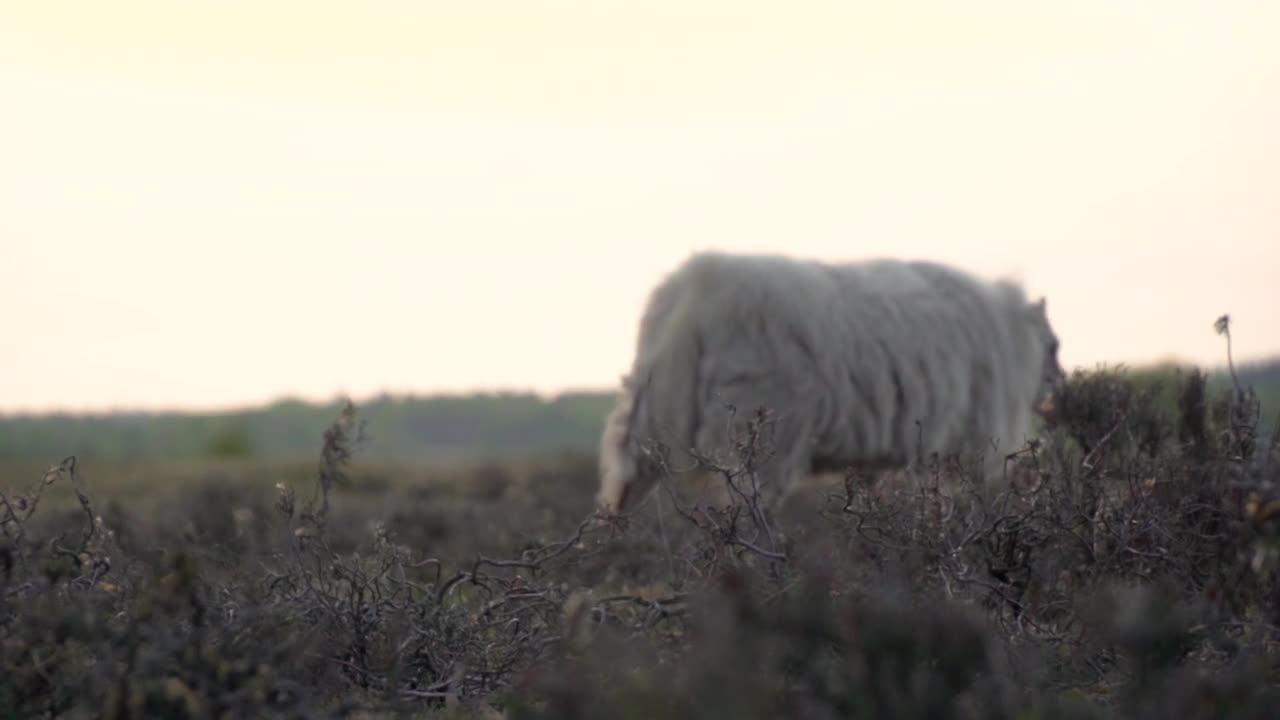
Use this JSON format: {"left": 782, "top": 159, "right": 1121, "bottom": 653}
{"left": 3, "top": 340, "right": 1280, "bottom": 718}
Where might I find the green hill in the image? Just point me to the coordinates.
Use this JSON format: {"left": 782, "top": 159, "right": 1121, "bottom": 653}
{"left": 0, "top": 391, "right": 617, "bottom": 463}
{"left": 1, "top": 358, "right": 1276, "bottom": 464}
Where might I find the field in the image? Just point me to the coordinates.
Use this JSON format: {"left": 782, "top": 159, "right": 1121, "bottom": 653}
{"left": 3, "top": 364, "right": 1280, "bottom": 719}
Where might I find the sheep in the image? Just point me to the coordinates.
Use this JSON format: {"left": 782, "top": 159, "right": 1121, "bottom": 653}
{"left": 596, "top": 250, "right": 1065, "bottom": 514}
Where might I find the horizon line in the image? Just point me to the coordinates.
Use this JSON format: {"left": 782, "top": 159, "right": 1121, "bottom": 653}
{"left": 4, "top": 352, "right": 1277, "bottom": 419}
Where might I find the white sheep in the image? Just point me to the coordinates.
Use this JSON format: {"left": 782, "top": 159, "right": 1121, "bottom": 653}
{"left": 597, "top": 251, "right": 1065, "bottom": 514}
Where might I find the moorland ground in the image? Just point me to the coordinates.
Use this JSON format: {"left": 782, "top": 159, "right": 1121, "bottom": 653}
{"left": 3, "top": 363, "right": 1280, "bottom": 719}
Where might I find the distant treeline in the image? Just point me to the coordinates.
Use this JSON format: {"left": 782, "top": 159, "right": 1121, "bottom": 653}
{"left": 0, "top": 391, "right": 616, "bottom": 463}
{"left": 2, "top": 359, "right": 1277, "bottom": 463}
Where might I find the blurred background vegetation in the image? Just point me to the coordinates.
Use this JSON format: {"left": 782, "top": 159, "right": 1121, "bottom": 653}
{"left": 2, "top": 358, "right": 1277, "bottom": 464}
{"left": 0, "top": 390, "right": 614, "bottom": 463}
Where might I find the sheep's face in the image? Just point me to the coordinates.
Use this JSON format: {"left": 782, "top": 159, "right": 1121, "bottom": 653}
{"left": 594, "top": 379, "right": 652, "bottom": 515}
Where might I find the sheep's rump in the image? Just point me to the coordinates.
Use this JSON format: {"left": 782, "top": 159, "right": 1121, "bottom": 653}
{"left": 597, "top": 251, "right": 1061, "bottom": 513}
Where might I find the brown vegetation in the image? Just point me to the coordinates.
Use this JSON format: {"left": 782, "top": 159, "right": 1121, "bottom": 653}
{"left": 3, "top": 343, "right": 1279, "bottom": 717}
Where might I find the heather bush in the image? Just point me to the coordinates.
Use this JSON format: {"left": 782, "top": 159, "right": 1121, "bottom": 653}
{"left": 3, "top": 328, "right": 1279, "bottom": 718}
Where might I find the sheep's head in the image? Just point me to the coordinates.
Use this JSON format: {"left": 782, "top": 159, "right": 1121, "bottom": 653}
{"left": 594, "top": 377, "right": 655, "bottom": 515}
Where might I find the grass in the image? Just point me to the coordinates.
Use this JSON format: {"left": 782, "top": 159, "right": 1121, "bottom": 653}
{"left": 3, "top": 362, "right": 1280, "bottom": 719}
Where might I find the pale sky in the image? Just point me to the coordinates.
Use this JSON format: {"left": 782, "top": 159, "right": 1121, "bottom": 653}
{"left": 2, "top": 1, "right": 1278, "bottom": 413}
